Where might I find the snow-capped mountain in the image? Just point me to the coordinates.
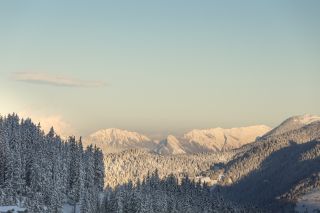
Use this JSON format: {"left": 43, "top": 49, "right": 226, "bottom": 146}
{"left": 85, "top": 125, "right": 271, "bottom": 155}
{"left": 180, "top": 125, "right": 271, "bottom": 152}
{"left": 262, "top": 114, "right": 320, "bottom": 138}
{"left": 155, "top": 135, "right": 186, "bottom": 155}
{"left": 84, "top": 128, "right": 157, "bottom": 153}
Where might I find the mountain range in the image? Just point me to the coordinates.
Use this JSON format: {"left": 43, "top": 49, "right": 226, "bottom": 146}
{"left": 84, "top": 114, "right": 320, "bottom": 156}
{"left": 97, "top": 114, "right": 320, "bottom": 212}
{"left": 84, "top": 125, "right": 271, "bottom": 154}
{"left": 84, "top": 128, "right": 156, "bottom": 153}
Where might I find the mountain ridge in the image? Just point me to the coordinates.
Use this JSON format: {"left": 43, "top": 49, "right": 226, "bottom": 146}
{"left": 84, "top": 128, "right": 157, "bottom": 153}
{"left": 262, "top": 114, "right": 320, "bottom": 139}
{"left": 84, "top": 125, "right": 271, "bottom": 154}
{"left": 83, "top": 114, "right": 320, "bottom": 155}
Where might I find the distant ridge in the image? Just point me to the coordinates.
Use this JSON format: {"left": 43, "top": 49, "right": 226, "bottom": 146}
{"left": 181, "top": 125, "right": 271, "bottom": 153}
{"left": 262, "top": 114, "right": 320, "bottom": 139}
{"left": 84, "top": 125, "right": 271, "bottom": 154}
{"left": 84, "top": 128, "right": 157, "bottom": 153}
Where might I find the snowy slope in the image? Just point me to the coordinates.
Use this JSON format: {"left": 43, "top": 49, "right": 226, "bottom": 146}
{"left": 181, "top": 125, "right": 271, "bottom": 152}
{"left": 84, "top": 128, "right": 157, "bottom": 153}
{"left": 85, "top": 125, "right": 271, "bottom": 154}
{"left": 295, "top": 189, "right": 320, "bottom": 213}
{"left": 62, "top": 203, "right": 80, "bottom": 213}
{"left": 155, "top": 135, "right": 186, "bottom": 155}
{"left": 263, "top": 114, "right": 320, "bottom": 138}
{"left": 0, "top": 206, "right": 26, "bottom": 212}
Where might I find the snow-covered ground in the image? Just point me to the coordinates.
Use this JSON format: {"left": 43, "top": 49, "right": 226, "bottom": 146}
{"left": 0, "top": 206, "right": 26, "bottom": 213}
{"left": 62, "top": 203, "right": 80, "bottom": 213}
{"left": 295, "top": 189, "right": 320, "bottom": 213}
{"left": 194, "top": 176, "right": 218, "bottom": 185}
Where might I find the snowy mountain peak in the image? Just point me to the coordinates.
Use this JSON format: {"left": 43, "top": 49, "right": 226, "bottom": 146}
{"left": 182, "top": 125, "right": 271, "bottom": 152}
{"left": 263, "top": 114, "right": 320, "bottom": 138}
{"left": 155, "top": 135, "right": 185, "bottom": 155}
{"left": 83, "top": 128, "right": 156, "bottom": 153}
{"left": 85, "top": 125, "right": 271, "bottom": 154}
{"left": 166, "top": 135, "right": 180, "bottom": 143}
{"left": 290, "top": 114, "right": 320, "bottom": 125}
{"left": 183, "top": 125, "right": 270, "bottom": 138}
{"left": 87, "top": 128, "right": 151, "bottom": 145}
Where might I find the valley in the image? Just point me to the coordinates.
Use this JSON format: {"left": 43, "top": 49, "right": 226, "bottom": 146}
{"left": 1, "top": 114, "right": 319, "bottom": 212}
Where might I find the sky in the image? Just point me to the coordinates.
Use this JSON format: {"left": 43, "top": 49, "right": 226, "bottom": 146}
{"left": 0, "top": 0, "right": 319, "bottom": 139}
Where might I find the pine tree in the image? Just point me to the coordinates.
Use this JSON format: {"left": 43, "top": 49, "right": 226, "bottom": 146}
{"left": 0, "top": 114, "right": 105, "bottom": 212}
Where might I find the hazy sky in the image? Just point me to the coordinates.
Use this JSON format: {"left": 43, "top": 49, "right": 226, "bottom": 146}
{"left": 1, "top": 0, "right": 319, "bottom": 138}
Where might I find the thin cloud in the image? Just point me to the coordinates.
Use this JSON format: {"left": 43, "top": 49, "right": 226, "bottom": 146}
{"left": 12, "top": 72, "right": 106, "bottom": 88}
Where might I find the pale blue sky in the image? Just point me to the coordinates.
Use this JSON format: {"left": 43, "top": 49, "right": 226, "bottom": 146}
{"left": 1, "top": 1, "right": 319, "bottom": 138}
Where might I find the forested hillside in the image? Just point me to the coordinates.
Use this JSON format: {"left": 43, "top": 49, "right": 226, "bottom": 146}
{"left": 1, "top": 113, "right": 319, "bottom": 212}
{"left": 222, "top": 121, "right": 320, "bottom": 185}
{"left": 209, "top": 121, "right": 320, "bottom": 211}
{"left": 104, "top": 149, "right": 235, "bottom": 188}
{"left": 102, "top": 170, "right": 259, "bottom": 213}
{"left": 0, "top": 114, "right": 104, "bottom": 212}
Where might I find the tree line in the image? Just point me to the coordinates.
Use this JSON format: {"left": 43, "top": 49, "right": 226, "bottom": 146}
{"left": 102, "top": 170, "right": 256, "bottom": 213}
{"left": 0, "top": 114, "right": 104, "bottom": 212}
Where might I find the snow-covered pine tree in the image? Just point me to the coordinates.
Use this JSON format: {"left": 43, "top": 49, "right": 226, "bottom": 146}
{"left": 0, "top": 114, "right": 105, "bottom": 212}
